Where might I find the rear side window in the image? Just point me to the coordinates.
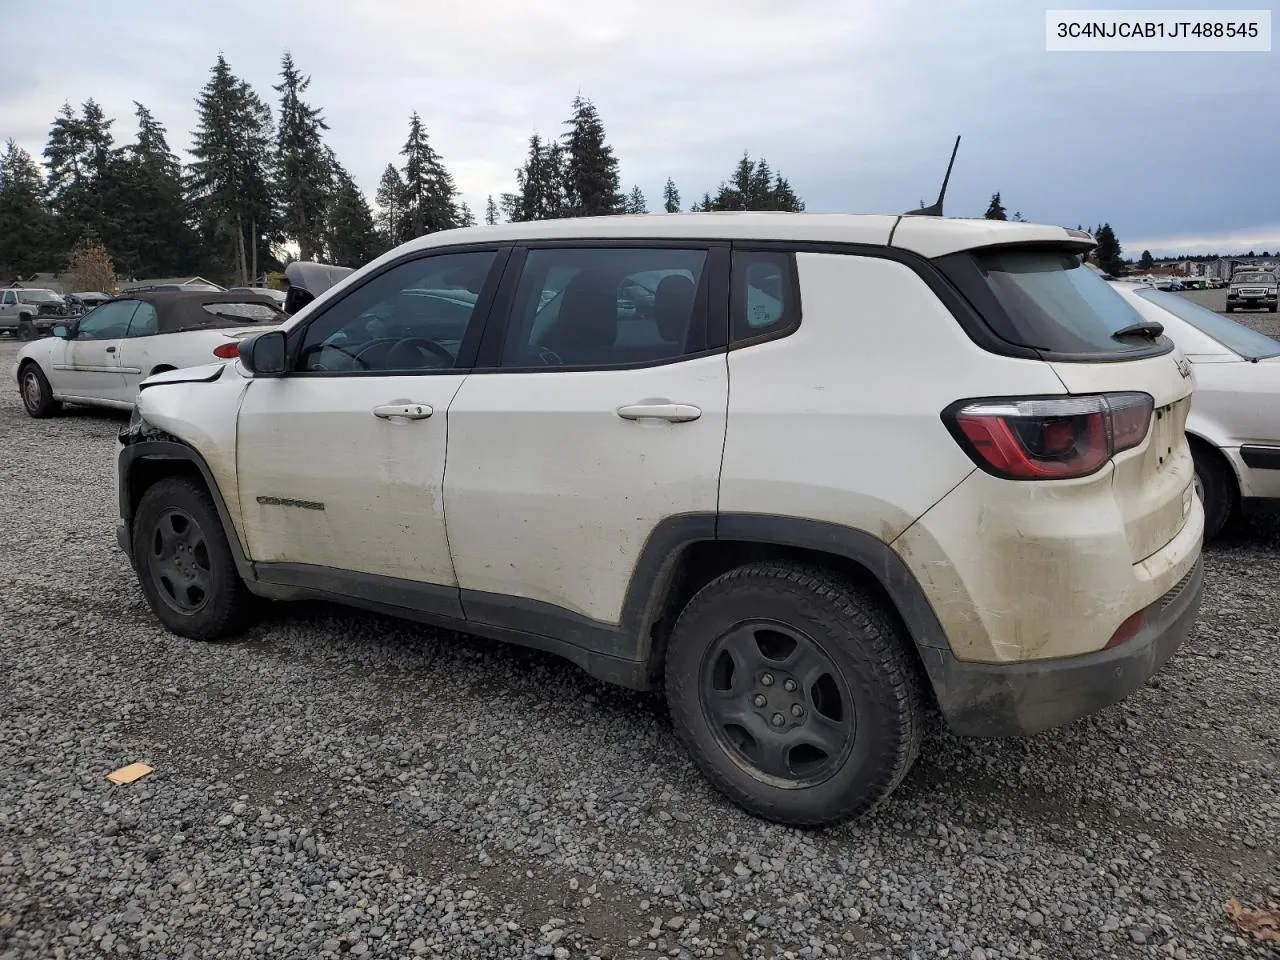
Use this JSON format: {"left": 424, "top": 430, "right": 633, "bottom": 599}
{"left": 731, "top": 251, "right": 798, "bottom": 343}
{"left": 500, "top": 247, "right": 708, "bottom": 368}
{"left": 938, "top": 248, "right": 1169, "bottom": 358}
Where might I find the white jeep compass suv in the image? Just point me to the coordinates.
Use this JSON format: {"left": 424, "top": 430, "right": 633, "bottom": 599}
{"left": 115, "top": 213, "right": 1204, "bottom": 826}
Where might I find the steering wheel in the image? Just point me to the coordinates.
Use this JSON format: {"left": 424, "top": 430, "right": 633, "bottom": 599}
{"left": 366, "top": 337, "right": 454, "bottom": 369}
{"left": 536, "top": 345, "right": 563, "bottom": 366}
{"left": 300, "top": 342, "right": 370, "bottom": 371}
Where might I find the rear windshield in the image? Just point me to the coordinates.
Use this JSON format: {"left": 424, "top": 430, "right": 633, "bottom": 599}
{"left": 200, "top": 302, "right": 282, "bottom": 323}
{"left": 969, "top": 249, "right": 1158, "bottom": 355}
{"left": 17, "top": 290, "right": 62, "bottom": 303}
{"left": 1136, "top": 288, "right": 1280, "bottom": 360}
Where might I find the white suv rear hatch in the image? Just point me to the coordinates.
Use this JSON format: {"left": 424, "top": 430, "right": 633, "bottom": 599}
{"left": 927, "top": 240, "right": 1197, "bottom": 565}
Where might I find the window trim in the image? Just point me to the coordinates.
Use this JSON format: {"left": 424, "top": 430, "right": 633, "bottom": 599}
{"left": 76, "top": 299, "right": 139, "bottom": 341}
{"left": 126, "top": 301, "right": 158, "bottom": 339}
{"left": 281, "top": 244, "right": 513, "bottom": 378}
{"left": 728, "top": 246, "right": 802, "bottom": 350}
{"left": 471, "top": 240, "right": 730, "bottom": 374}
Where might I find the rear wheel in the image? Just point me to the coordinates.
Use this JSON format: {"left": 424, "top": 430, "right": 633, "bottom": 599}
{"left": 1191, "top": 440, "right": 1234, "bottom": 541}
{"left": 132, "top": 476, "right": 252, "bottom": 640}
{"left": 19, "top": 363, "right": 61, "bottom": 418}
{"left": 664, "top": 562, "right": 924, "bottom": 827}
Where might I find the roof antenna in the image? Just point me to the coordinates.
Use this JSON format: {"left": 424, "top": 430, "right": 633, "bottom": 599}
{"left": 903, "top": 135, "right": 961, "bottom": 217}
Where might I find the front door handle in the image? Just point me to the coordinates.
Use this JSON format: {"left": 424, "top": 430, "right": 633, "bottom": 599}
{"left": 616, "top": 402, "right": 702, "bottom": 423}
{"left": 373, "top": 402, "right": 433, "bottom": 420}
{"left": 105, "top": 346, "right": 116, "bottom": 353}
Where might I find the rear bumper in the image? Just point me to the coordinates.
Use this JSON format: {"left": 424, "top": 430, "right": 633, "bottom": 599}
{"left": 922, "top": 558, "right": 1203, "bottom": 737}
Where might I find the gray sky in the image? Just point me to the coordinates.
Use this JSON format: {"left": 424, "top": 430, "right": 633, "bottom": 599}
{"left": 2, "top": 0, "right": 1275, "bottom": 257}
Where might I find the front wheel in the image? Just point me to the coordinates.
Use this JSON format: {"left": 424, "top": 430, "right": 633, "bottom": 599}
{"left": 132, "top": 476, "right": 252, "bottom": 640}
{"left": 665, "top": 562, "right": 924, "bottom": 827}
{"left": 19, "top": 363, "right": 61, "bottom": 418}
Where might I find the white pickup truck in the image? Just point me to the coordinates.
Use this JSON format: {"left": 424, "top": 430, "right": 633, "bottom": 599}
{"left": 0, "top": 288, "right": 71, "bottom": 339}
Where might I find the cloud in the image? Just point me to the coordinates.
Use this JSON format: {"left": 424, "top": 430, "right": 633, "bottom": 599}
{"left": 1, "top": 0, "right": 1274, "bottom": 253}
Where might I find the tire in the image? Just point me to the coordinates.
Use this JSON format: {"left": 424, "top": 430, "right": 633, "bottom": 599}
{"left": 18, "top": 362, "right": 61, "bottom": 418}
{"left": 16, "top": 317, "right": 36, "bottom": 341}
{"left": 1224, "top": 305, "right": 1234, "bottom": 313}
{"left": 131, "top": 476, "right": 252, "bottom": 640}
{"left": 664, "top": 562, "right": 924, "bottom": 827}
{"left": 1191, "top": 441, "right": 1234, "bottom": 542}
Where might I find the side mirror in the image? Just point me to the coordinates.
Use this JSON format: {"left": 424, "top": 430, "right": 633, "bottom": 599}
{"left": 52, "top": 323, "right": 73, "bottom": 339}
{"left": 238, "top": 330, "right": 287, "bottom": 377}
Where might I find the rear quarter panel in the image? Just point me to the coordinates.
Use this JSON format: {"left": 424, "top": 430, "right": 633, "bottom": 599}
{"left": 719, "top": 252, "right": 1067, "bottom": 541}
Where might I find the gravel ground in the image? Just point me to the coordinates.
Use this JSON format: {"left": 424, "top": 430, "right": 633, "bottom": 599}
{"left": 1, "top": 338, "right": 1277, "bottom": 960}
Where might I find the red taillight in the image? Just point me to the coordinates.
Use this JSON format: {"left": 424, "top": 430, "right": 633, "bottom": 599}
{"left": 947, "top": 392, "right": 1154, "bottom": 481}
{"left": 212, "top": 342, "right": 239, "bottom": 359}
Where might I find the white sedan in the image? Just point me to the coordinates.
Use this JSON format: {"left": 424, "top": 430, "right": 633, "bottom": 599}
{"left": 13, "top": 291, "right": 284, "bottom": 418}
{"left": 1111, "top": 280, "right": 1280, "bottom": 539}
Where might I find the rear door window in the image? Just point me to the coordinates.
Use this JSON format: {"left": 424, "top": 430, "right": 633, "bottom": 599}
{"left": 938, "top": 248, "right": 1168, "bottom": 357}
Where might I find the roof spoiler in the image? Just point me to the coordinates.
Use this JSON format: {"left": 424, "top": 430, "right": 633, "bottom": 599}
{"left": 902, "top": 135, "right": 961, "bottom": 217}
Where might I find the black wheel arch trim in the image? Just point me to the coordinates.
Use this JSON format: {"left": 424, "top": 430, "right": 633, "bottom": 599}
{"left": 117, "top": 438, "right": 254, "bottom": 579}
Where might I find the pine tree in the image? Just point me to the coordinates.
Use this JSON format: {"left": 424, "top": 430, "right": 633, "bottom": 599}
{"left": 43, "top": 99, "right": 121, "bottom": 262}
{"left": 703, "top": 153, "right": 804, "bottom": 211}
{"left": 662, "top": 178, "right": 680, "bottom": 214}
{"left": 187, "top": 55, "right": 278, "bottom": 284}
{"left": 400, "top": 112, "right": 459, "bottom": 239}
{"left": 113, "top": 103, "right": 199, "bottom": 278}
{"left": 274, "top": 52, "right": 331, "bottom": 261}
{"left": 1012, "top": 210, "right": 1026, "bottom": 222}
{"left": 374, "top": 163, "right": 407, "bottom": 247}
{"left": 625, "top": 186, "right": 647, "bottom": 215}
{"left": 484, "top": 194, "right": 498, "bottom": 225}
{"left": 458, "top": 202, "right": 476, "bottom": 227}
{"left": 501, "top": 133, "right": 566, "bottom": 222}
{"left": 562, "top": 95, "right": 623, "bottom": 216}
{"left": 1139, "top": 249, "right": 1155, "bottom": 270}
{"left": 325, "top": 174, "right": 379, "bottom": 267}
{"left": 0, "top": 139, "right": 54, "bottom": 278}
{"left": 984, "top": 193, "right": 1007, "bottom": 220}
{"left": 1093, "top": 223, "right": 1125, "bottom": 277}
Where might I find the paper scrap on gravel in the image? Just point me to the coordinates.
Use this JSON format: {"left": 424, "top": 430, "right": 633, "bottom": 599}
{"left": 106, "top": 763, "right": 154, "bottom": 785}
{"left": 1227, "top": 898, "right": 1280, "bottom": 943}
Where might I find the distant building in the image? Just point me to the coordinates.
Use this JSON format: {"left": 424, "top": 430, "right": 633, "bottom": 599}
{"left": 2, "top": 272, "right": 73, "bottom": 293}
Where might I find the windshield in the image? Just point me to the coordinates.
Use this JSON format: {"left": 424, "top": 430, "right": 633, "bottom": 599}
{"left": 17, "top": 290, "right": 62, "bottom": 304}
{"left": 1232, "top": 273, "right": 1275, "bottom": 284}
{"left": 1135, "top": 288, "right": 1280, "bottom": 360}
{"left": 970, "top": 249, "right": 1157, "bottom": 354}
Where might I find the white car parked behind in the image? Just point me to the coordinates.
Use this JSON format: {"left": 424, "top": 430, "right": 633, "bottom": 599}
{"left": 14, "top": 291, "right": 285, "bottom": 417}
{"left": 1111, "top": 280, "right": 1280, "bottom": 538}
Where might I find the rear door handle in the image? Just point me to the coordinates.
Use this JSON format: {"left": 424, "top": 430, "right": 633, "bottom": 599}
{"left": 616, "top": 402, "right": 702, "bottom": 423}
{"left": 372, "top": 402, "right": 433, "bottom": 420}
